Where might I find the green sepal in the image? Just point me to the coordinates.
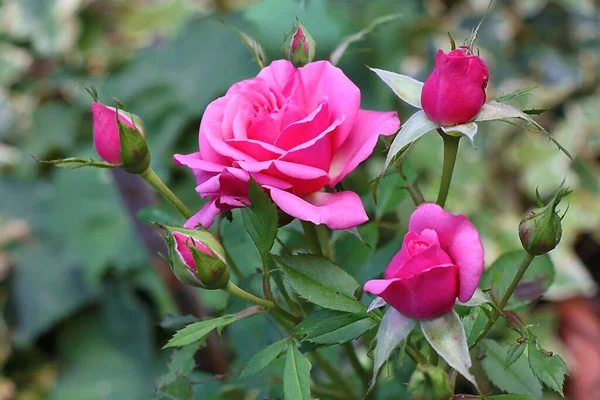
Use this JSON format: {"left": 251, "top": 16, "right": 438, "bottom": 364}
{"left": 114, "top": 100, "right": 150, "bottom": 174}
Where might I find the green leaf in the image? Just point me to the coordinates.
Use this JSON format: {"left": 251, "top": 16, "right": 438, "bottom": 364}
{"left": 157, "top": 374, "right": 193, "bottom": 400}
{"left": 241, "top": 179, "right": 278, "bottom": 260}
{"left": 159, "top": 314, "right": 199, "bottom": 330}
{"left": 164, "top": 316, "right": 234, "bottom": 348}
{"left": 301, "top": 313, "right": 376, "bottom": 345}
{"left": 479, "top": 339, "right": 542, "bottom": 399}
{"left": 480, "top": 251, "right": 555, "bottom": 311}
{"left": 240, "top": 337, "right": 289, "bottom": 379}
{"left": 283, "top": 343, "right": 312, "bottom": 400}
{"left": 496, "top": 86, "right": 537, "bottom": 102}
{"left": 505, "top": 341, "right": 527, "bottom": 368}
{"left": 523, "top": 108, "right": 550, "bottom": 115}
{"left": 462, "top": 306, "right": 490, "bottom": 347}
{"left": 369, "top": 68, "right": 424, "bottom": 108}
{"left": 474, "top": 100, "right": 572, "bottom": 160}
{"left": 527, "top": 335, "right": 568, "bottom": 396}
{"left": 273, "top": 254, "right": 364, "bottom": 313}
{"left": 370, "top": 308, "right": 416, "bottom": 392}
{"left": 382, "top": 110, "right": 439, "bottom": 172}
{"left": 421, "top": 310, "right": 477, "bottom": 389}
{"left": 330, "top": 14, "right": 402, "bottom": 65}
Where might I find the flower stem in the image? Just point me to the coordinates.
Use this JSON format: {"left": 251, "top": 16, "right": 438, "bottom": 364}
{"left": 405, "top": 340, "right": 427, "bottom": 365}
{"left": 316, "top": 224, "right": 332, "bottom": 259}
{"left": 311, "top": 350, "right": 360, "bottom": 400}
{"left": 436, "top": 130, "right": 461, "bottom": 208}
{"left": 224, "top": 281, "right": 297, "bottom": 324}
{"left": 301, "top": 220, "right": 323, "bottom": 256}
{"left": 469, "top": 253, "right": 536, "bottom": 349}
{"left": 141, "top": 167, "right": 193, "bottom": 219}
{"left": 262, "top": 257, "right": 275, "bottom": 303}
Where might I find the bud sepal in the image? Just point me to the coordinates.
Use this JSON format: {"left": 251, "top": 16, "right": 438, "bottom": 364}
{"left": 519, "top": 184, "right": 572, "bottom": 256}
{"left": 155, "top": 223, "right": 230, "bottom": 290}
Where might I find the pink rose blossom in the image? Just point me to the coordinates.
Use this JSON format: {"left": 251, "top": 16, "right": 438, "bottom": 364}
{"left": 175, "top": 60, "right": 400, "bottom": 230}
{"left": 173, "top": 232, "right": 213, "bottom": 272}
{"left": 364, "top": 203, "right": 484, "bottom": 320}
{"left": 421, "top": 49, "right": 489, "bottom": 126}
{"left": 91, "top": 102, "right": 138, "bottom": 163}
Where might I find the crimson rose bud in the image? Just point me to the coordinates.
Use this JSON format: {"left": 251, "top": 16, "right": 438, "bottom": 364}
{"left": 158, "top": 224, "right": 230, "bottom": 289}
{"left": 421, "top": 49, "right": 489, "bottom": 126}
{"left": 282, "top": 19, "right": 315, "bottom": 67}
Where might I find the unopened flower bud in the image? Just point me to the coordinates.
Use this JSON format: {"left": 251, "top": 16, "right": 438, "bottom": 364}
{"left": 282, "top": 19, "right": 315, "bottom": 67}
{"left": 408, "top": 365, "right": 453, "bottom": 400}
{"left": 519, "top": 185, "right": 571, "bottom": 256}
{"left": 158, "top": 224, "right": 230, "bottom": 289}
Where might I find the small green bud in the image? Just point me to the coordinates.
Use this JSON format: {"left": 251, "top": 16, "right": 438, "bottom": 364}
{"left": 281, "top": 18, "right": 316, "bottom": 67}
{"left": 114, "top": 101, "right": 150, "bottom": 174}
{"left": 407, "top": 365, "right": 453, "bottom": 400}
{"left": 156, "top": 223, "right": 230, "bottom": 290}
{"left": 519, "top": 184, "right": 572, "bottom": 256}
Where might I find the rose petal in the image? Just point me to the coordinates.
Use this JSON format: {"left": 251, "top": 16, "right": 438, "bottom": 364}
{"left": 329, "top": 109, "right": 399, "bottom": 185}
{"left": 184, "top": 200, "right": 220, "bottom": 229}
{"left": 266, "top": 187, "right": 368, "bottom": 230}
{"left": 294, "top": 61, "right": 361, "bottom": 148}
{"left": 92, "top": 103, "right": 136, "bottom": 163}
{"left": 227, "top": 138, "right": 285, "bottom": 161}
{"left": 392, "top": 244, "right": 453, "bottom": 280}
{"left": 365, "top": 265, "right": 460, "bottom": 320}
{"left": 408, "top": 203, "right": 484, "bottom": 303}
{"left": 274, "top": 103, "right": 330, "bottom": 150}
{"left": 256, "top": 60, "right": 297, "bottom": 96}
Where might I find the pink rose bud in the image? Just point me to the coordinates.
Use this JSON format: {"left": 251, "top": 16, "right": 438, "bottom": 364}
{"left": 91, "top": 101, "right": 149, "bottom": 173}
{"left": 158, "top": 224, "right": 230, "bottom": 289}
{"left": 364, "top": 203, "right": 484, "bottom": 320}
{"left": 421, "top": 48, "right": 489, "bottom": 126}
{"left": 282, "top": 19, "right": 316, "bottom": 67}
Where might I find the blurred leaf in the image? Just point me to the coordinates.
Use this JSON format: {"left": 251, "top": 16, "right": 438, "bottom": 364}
{"left": 137, "top": 207, "right": 183, "bottom": 226}
{"left": 26, "top": 103, "right": 80, "bottom": 157}
{"left": 240, "top": 337, "right": 288, "bottom": 379}
{"left": 330, "top": 14, "right": 402, "bottom": 65}
{"left": 481, "top": 251, "right": 555, "bottom": 312}
{"left": 301, "top": 313, "right": 376, "bottom": 345}
{"left": 527, "top": 334, "right": 568, "bottom": 396}
{"left": 157, "top": 374, "right": 193, "bottom": 400}
{"left": 383, "top": 110, "right": 438, "bottom": 171}
{"left": 159, "top": 314, "right": 199, "bottom": 331}
{"left": 369, "top": 307, "right": 415, "bottom": 392}
{"left": 505, "top": 341, "right": 527, "bottom": 369}
{"left": 50, "top": 283, "right": 163, "bottom": 400}
{"left": 486, "top": 396, "right": 536, "bottom": 400}
{"left": 273, "top": 254, "right": 364, "bottom": 313}
{"left": 283, "top": 343, "right": 311, "bottom": 400}
{"left": 241, "top": 179, "right": 278, "bottom": 260}
{"left": 522, "top": 108, "right": 550, "bottom": 115}
{"left": 479, "top": 339, "right": 542, "bottom": 399}
{"left": 421, "top": 311, "right": 477, "bottom": 388}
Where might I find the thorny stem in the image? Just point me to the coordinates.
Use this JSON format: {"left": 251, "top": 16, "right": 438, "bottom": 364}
{"left": 224, "top": 281, "right": 297, "bottom": 324}
{"left": 470, "top": 253, "right": 536, "bottom": 349}
{"left": 405, "top": 340, "right": 427, "bottom": 365}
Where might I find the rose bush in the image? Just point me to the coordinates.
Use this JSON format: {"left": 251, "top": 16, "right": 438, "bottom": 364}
{"left": 364, "top": 203, "right": 484, "bottom": 319}
{"left": 175, "top": 60, "right": 400, "bottom": 230}
{"left": 421, "top": 48, "right": 489, "bottom": 126}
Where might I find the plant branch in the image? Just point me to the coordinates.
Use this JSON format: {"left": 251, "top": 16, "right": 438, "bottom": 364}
{"left": 436, "top": 130, "right": 461, "bottom": 208}
{"left": 311, "top": 350, "right": 360, "bottom": 400}
{"left": 140, "top": 167, "right": 193, "bottom": 219}
{"left": 301, "top": 220, "right": 323, "bottom": 256}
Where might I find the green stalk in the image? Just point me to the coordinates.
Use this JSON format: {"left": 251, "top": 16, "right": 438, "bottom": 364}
{"left": 436, "top": 130, "right": 461, "bottom": 208}
{"left": 301, "top": 220, "right": 323, "bottom": 256}
{"left": 141, "top": 167, "right": 193, "bottom": 219}
{"left": 469, "top": 253, "right": 536, "bottom": 349}
{"left": 224, "top": 281, "right": 297, "bottom": 324}
{"left": 316, "top": 224, "right": 332, "bottom": 259}
{"left": 405, "top": 341, "right": 427, "bottom": 365}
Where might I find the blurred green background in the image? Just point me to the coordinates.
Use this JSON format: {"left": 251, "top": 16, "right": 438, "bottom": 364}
{"left": 0, "top": 0, "right": 599, "bottom": 399}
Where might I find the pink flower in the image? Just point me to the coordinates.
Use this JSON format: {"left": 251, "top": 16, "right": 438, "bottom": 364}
{"left": 91, "top": 102, "right": 138, "bottom": 163}
{"left": 364, "top": 203, "right": 484, "bottom": 320}
{"left": 173, "top": 232, "right": 213, "bottom": 272}
{"left": 421, "top": 49, "right": 489, "bottom": 126}
{"left": 175, "top": 60, "right": 400, "bottom": 230}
